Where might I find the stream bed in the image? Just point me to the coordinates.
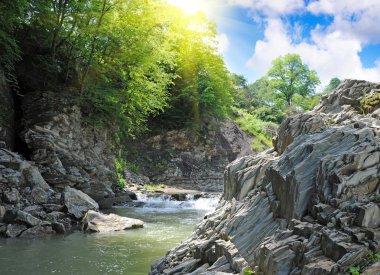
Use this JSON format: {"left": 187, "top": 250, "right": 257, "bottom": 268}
{"left": 0, "top": 195, "right": 219, "bottom": 275}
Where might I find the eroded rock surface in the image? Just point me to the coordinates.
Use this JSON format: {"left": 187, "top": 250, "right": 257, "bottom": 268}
{"left": 151, "top": 79, "right": 380, "bottom": 275}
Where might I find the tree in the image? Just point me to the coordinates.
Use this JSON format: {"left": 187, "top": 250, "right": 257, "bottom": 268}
{"left": 267, "top": 54, "right": 320, "bottom": 106}
{"left": 323, "top": 77, "right": 341, "bottom": 94}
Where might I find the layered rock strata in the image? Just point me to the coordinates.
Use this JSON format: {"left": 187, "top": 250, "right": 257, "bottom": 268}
{"left": 127, "top": 119, "right": 253, "bottom": 192}
{"left": 151, "top": 79, "right": 380, "bottom": 275}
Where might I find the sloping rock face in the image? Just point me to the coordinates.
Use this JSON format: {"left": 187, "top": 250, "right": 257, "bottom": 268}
{"left": 127, "top": 119, "right": 253, "bottom": 192}
{"left": 151, "top": 79, "right": 380, "bottom": 275}
{"left": 20, "top": 91, "right": 118, "bottom": 205}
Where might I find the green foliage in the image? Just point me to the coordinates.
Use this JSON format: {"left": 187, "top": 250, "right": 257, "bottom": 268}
{"left": 233, "top": 108, "right": 276, "bottom": 152}
{"left": 369, "top": 252, "right": 380, "bottom": 264}
{"left": 267, "top": 54, "right": 320, "bottom": 106}
{"left": 323, "top": 77, "right": 341, "bottom": 94}
{"left": 155, "top": 11, "right": 233, "bottom": 131}
{"left": 347, "top": 266, "right": 360, "bottom": 275}
{"left": 360, "top": 92, "right": 380, "bottom": 115}
{"left": 115, "top": 158, "right": 126, "bottom": 188}
{"left": 243, "top": 270, "right": 255, "bottom": 275}
{"left": 375, "top": 194, "right": 380, "bottom": 202}
{"left": 0, "top": 0, "right": 27, "bottom": 89}
{"left": 144, "top": 184, "right": 165, "bottom": 192}
{"left": 292, "top": 94, "right": 321, "bottom": 111}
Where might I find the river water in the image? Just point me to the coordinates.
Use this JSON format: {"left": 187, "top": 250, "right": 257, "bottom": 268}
{"left": 0, "top": 195, "right": 219, "bottom": 275}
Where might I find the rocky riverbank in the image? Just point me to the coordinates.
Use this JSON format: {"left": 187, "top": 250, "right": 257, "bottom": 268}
{"left": 150, "top": 79, "right": 380, "bottom": 275}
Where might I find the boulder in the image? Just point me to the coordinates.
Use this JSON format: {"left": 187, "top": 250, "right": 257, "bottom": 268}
{"left": 52, "top": 222, "right": 65, "bottom": 234}
{"left": 6, "top": 224, "right": 27, "bottom": 238}
{"left": 82, "top": 210, "right": 143, "bottom": 233}
{"left": 21, "top": 165, "right": 50, "bottom": 190}
{"left": 15, "top": 210, "right": 42, "bottom": 227}
{"left": 2, "top": 188, "right": 20, "bottom": 204}
{"left": 30, "top": 186, "right": 48, "bottom": 204}
{"left": 357, "top": 203, "right": 380, "bottom": 228}
{"left": 62, "top": 187, "right": 99, "bottom": 219}
{"left": 19, "top": 225, "right": 55, "bottom": 238}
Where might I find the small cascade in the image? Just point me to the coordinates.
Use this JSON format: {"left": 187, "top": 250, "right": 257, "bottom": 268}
{"left": 131, "top": 192, "right": 220, "bottom": 214}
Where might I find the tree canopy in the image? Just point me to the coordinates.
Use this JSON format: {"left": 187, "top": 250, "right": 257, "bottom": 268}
{"left": 1, "top": 0, "right": 233, "bottom": 136}
{"left": 267, "top": 54, "right": 320, "bottom": 106}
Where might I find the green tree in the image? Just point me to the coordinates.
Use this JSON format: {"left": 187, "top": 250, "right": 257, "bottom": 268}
{"left": 323, "top": 77, "right": 341, "bottom": 94}
{"left": 267, "top": 54, "right": 320, "bottom": 106}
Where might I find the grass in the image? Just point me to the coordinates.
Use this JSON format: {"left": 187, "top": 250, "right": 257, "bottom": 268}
{"left": 144, "top": 184, "right": 165, "bottom": 192}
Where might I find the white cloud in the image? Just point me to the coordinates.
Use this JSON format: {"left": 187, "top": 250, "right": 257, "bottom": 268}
{"left": 229, "top": 0, "right": 305, "bottom": 17}
{"left": 216, "top": 33, "right": 230, "bottom": 54}
{"left": 307, "top": 0, "right": 380, "bottom": 43}
{"left": 246, "top": 18, "right": 380, "bottom": 86}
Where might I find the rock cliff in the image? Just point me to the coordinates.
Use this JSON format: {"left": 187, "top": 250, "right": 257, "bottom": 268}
{"left": 127, "top": 119, "right": 253, "bottom": 192}
{"left": 0, "top": 87, "right": 134, "bottom": 238}
{"left": 19, "top": 91, "right": 118, "bottom": 207}
{"left": 150, "top": 79, "right": 380, "bottom": 275}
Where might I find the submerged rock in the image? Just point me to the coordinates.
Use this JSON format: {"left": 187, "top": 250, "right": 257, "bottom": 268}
{"left": 82, "top": 210, "right": 144, "bottom": 233}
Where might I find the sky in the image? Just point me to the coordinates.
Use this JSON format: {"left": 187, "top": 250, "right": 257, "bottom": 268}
{"left": 166, "top": 0, "right": 380, "bottom": 86}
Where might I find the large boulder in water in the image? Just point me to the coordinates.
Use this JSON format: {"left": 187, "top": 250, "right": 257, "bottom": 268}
{"left": 82, "top": 210, "right": 144, "bottom": 233}
{"left": 62, "top": 187, "right": 99, "bottom": 219}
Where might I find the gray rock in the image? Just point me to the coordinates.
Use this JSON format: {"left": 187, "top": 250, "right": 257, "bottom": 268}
{"left": 15, "top": 210, "right": 42, "bottom": 227}
{"left": 19, "top": 225, "right": 55, "bottom": 238}
{"left": 82, "top": 210, "right": 143, "bottom": 233}
{"left": 30, "top": 186, "right": 48, "bottom": 203}
{"left": 163, "top": 259, "right": 201, "bottom": 275}
{"left": 45, "top": 211, "right": 66, "bottom": 222}
{"left": 52, "top": 222, "right": 65, "bottom": 234}
{"left": 21, "top": 165, "right": 50, "bottom": 190}
{"left": 150, "top": 80, "right": 380, "bottom": 275}
{"left": 6, "top": 224, "right": 27, "bottom": 238}
{"left": 3, "top": 209, "right": 18, "bottom": 223}
{"left": 0, "top": 223, "right": 7, "bottom": 235}
{"left": 43, "top": 204, "right": 64, "bottom": 212}
{"left": 0, "top": 205, "right": 5, "bottom": 222}
{"left": 357, "top": 203, "right": 380, "bottom": 228}
{"left": 62, "top": 187, "right": 99, "bottom": 219}
{"left": 2, "top": 188, "right": 20, "bottom": 204}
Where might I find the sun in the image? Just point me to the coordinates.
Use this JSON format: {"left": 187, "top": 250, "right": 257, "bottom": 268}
{"left": 165, "top": 0, "right": 209, "bottom": 15}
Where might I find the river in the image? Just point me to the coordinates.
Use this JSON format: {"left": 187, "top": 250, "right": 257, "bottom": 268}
{"left": 0, "top": 194, "right": 219, "bottom": 275}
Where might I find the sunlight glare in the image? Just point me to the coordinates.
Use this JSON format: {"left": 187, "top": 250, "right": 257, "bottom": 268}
{"left": 166, "top": 0, "right": 209, "bottom": 15}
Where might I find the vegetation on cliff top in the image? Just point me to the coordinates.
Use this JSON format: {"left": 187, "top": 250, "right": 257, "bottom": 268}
{"left": 1, "top": 0, "right": 326, "bottom": 153}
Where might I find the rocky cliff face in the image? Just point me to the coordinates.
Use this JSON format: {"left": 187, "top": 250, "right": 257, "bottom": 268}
{"left": 19, "top": 91, "right": 118, "bottom": 206}
{"left": 150, "top": 79, "right": 380, "bottom": 275}
{"left": 0, "top": 88, "right": 129, "bottom": 238}
{"left": 127, "top": 119, "right": 253, "bottom": 192}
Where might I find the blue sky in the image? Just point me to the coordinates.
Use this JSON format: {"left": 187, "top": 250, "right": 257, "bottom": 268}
{"left": 168, "top": 0, "right": 380, "bottom": 86}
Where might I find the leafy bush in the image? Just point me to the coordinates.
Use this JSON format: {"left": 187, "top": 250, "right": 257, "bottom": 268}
{"left": 115, "top": 158, "right": 126, "bottom": 188}
{"left": 232, "top": 108, "right": 277, "bottom": 152}
{"left": 347, "top": 266, "right": 360, "bottom": 275}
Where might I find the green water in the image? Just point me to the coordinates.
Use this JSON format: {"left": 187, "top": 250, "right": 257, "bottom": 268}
{"left": 0, "top": 197, "right": 218, "bottom": 275}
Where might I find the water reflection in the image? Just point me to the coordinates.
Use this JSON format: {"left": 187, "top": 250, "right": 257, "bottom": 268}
{"left": 0, "top": 195, "right": 219, "bottom": 275}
